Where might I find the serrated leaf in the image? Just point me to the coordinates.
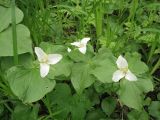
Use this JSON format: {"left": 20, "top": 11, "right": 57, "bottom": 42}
{"left": 0, "top": 6, "right": 23, "bottom": 32}
{"left": 7, "top": 66, "right": 56, "bottom": 103}
{"left": 0, "top": 24, "right": 32, "bottom": 56}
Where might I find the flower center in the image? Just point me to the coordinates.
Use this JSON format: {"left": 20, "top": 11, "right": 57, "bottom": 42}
{"left": 41, "top": 55, "right": 48, "bottom": 63}
{"left": 79, "top": 43, "right": 85, "bottom": 48}
{"left": 120, "top": 67, "right": 128, "bottom": 74}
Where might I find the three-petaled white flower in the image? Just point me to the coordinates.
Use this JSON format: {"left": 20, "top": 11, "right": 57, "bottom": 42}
{"left": 71, "top": 38, "right": 90, "bottom": 54}
{"left": 112, "top": 55, "right": 137, "bottom": 82}
{"left": 35, "top": 47, "right": 62, "bottom": 78}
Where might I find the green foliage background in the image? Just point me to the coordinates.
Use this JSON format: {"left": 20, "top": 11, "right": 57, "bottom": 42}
{"left": 0, "top": 0, "right": 159, "bottom": 120}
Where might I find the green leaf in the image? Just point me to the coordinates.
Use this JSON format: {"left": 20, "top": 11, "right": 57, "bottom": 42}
{"left": 0, "top": 53, "right": 33, "bottom": 71}
{"left": 46, "top": 83, "right": 91, "bottom": 120}
{"left": 91, "top": 48, "right": 117, "bottom": 83}
{"left": 127, "top": 110, "right": 149, "bottom": 120}
{"left": 118, "top": 76, "right": 153, "bottom": 110}
{"left": 71, "top": 94, "right": 91, "bottom": 120}
{"left": 135, "top": 76, "right": 153, "bottom": 93}
{"left": 0, "top": 24, "right": 32, "bottom": 56}
{"left": 125, "top": 53, "right": 149, "bottom": 75}
{"left": 12, "top": 104, "right": 39, "bottom": 120}
{"left": 50, "top": 56, "right": 73, "bottom": 78}
{"left": 69, "top": 50, "right": 88, "bottom": 62}
{"left": 71, "top": 63, "right": 95, "bottom": 94}
{"left": 47, "top": 83, "right": 71, "bottom": 119}
{"left": 68, "top": 45, "right": 94, "bottom": 62}
{"left": 101, "top": 97, "right": 116, "bottom": 116}
{"left": 0, "top": 6, "right": 24, "bottom": 32}
{"left": 7, "top": 66, "right": 56, "bottom": 103}
{"left": 119, "top": 80, "right": 142, "bottom": 110}
{"left": 39, "top": 42, "right": 67, "bottom": 54}
{"left": 86, "top": 109, "right": 106, "bottom": 120}
{"left": 148, "top": 101, "right": 160, "bottom": 120}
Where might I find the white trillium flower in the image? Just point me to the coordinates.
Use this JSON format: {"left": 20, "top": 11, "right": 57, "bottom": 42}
{"left": 35, "top": 47, "right": 62, "bottom": 78}
{"left": 112, "top": 55, "right": 137, "bottom": 82}
{"left": 67, "top": 47, "right": 71, "bottom": 53}
{"left": 71, "top": 37, "right": 90, "bottom": 54}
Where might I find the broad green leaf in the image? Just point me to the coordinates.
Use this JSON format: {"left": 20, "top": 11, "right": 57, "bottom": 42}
{"left": 47, "top": 83, "right": 71, "bottom": 119}
{"left": 71, "top": 63, "right": 95, "bottom": 94}
{"left": 7, "top": 66, "right": 56, "bottom": 103}
{"left": 135, "top": 76, "right": 153, "bottom": 93}
{"left": 0, "top": 6, "right": 24, "bottom": 32}
{"left": 0, "top": 24, "right": 32, "bottom": 56}
{"left": 50, "top": 56, "right": 73, "bottom": 78}
{"left": 101, "top": 97, "right": 116, "bottom": 116}
{"left": 127, "top": 110, "right": 149, "bottom": 120}
{"left": 68, "top": 45, "right": 94, "bottom": 62}
{"left": 125, "top": 53, "right": 149, "bottom": 75}
{"left": 91, "top": 48, "right": 117, "bottom": 83}
{"left": 84, "top": 87, "right": 100, "bottom": 106}
{"left": 12, "top": 104, "right": 39, "bottom": 120}
{"left": 148, "top": 101, "right": 160, "bottom": 120}
{"left": 71, "top": 94, "right": 91, "bottom": 120}
{"left": 86, "top": 109, "right": 106, "bottom": 120}
{"left": 39, "top": 42, "right": 67, "bottom": 54}
{"left": 118, "top": 76, "right": 153, "bottom": 110}
{"left": 46, "top": 83, "right": 91, "bottom": 120}
{"left": 69, "top": 50, "right": 88, "bottom": 62}
{"left": 119, "top": 80, "right": 142, "bottom": 110}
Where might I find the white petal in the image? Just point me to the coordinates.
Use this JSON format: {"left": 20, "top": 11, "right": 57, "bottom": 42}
{"left": 112, "top": 70, "right": 125, "bottom": 82}
{"left": 78, "top": 46, "right": 86, "bottom": 54}
{"left": 125, "top": 70, "right": 137, "bottom": 81}
{"left": 35, "top": 47, "right": 47, "bottom": 62}
{"left": 40, "top": 63, "right": 50, "bottom": 78}
{"left": 81, "top": 37, "right": 90, "bottom": 44}
{"left": 71, "top": 41, "right": 81, "bottom": 47}
{"left": 47, "top": 54, "right": 62, "bottom": 64}
{"left": 116, "top": 55, "right": 128, "bottom": 69}
{"left": 67, "top": 48, "right": 71, "bottom": 52}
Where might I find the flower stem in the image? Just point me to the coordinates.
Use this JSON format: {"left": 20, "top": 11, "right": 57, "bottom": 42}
{"left": 151, "top": 58, "right": 160, "bottom": 75}
{"left": 11, "top": 0, "right": 18, "bottom": 65}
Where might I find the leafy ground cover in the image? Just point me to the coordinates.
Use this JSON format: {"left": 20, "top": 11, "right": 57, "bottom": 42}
{"left": 0, "top": 0, "right": 160, "bottom": 120}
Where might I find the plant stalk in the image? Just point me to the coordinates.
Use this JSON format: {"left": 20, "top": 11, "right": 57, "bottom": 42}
{"left": 11, "top": 0, "right": 18, "bottom": 65}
